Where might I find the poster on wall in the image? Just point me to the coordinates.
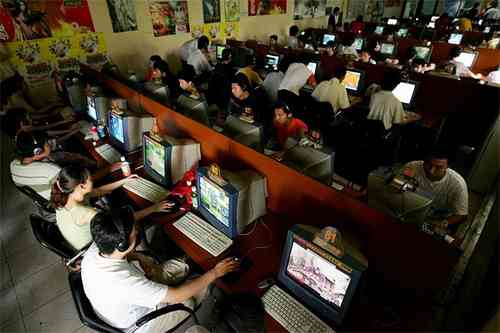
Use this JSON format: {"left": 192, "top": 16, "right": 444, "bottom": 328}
{"left": 204, "top": 23, "right": 221, "bottom": 42}
{"left": 191, "top": 24, "right": 204, "bottom": 38}
{"left": 78, "top": 32, "right": 108, "bottom": 69}
{"left": 203, "top": 0, "right": 220, "bottom": 23}
{"left": 224, "top": 0, "right": 240, "bottom": 21}
{"left": 221, "top": 21, "right": 239, "bottom": 40}
{"left": 294, "top": 0, "right": 327, "bottom": 20}
{"left": 248, "top": 0, "right": 287, "bottom": 16}
{"left": 47, "top": 36, "right": 80, "bottom": 73}
{"left": 8, "top": 39, "right": 52, "bottom": 86}
{"left": 106, "top": 0, "right": 138, "bottom": 33}
{"left": 148, "top": 1, "right": 190, "bottom": 37}
{"left": 0, "top": 0, "right": 95, "bottom": 42}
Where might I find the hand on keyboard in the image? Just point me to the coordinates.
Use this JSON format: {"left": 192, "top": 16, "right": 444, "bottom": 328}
{"left": 125, "top": 174, "right": 140, "bottom": 182}
{"left": 151, "top": 200, "right": 177, "bottom": 213}
{"left": 212, "top": 257, "right": 240, "bottom": 279}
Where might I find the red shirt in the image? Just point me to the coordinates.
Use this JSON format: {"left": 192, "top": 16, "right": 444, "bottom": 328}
{"left": 350, "top": 21, "right": 364, "bottom": 34}
{"left": 274, "top": 118, "right": 308, "bottom": 147}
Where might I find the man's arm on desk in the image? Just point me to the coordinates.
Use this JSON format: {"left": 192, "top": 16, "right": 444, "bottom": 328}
{"left": 162, "top": 258, "right": 239, "bottom": 304}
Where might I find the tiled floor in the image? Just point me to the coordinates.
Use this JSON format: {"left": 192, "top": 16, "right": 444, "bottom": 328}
{"left": 0, "top": 131, "right": 87, "bottom": 333}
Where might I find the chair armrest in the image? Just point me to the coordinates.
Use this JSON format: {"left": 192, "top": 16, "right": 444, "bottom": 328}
{"left": 135, "top": 303, "right": 198, "bottom": 330}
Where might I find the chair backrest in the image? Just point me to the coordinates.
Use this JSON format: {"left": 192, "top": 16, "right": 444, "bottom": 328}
{"left": 69, "top": 271, "right": 123, "bottom": 333}
{"left": 30, "top": 214, "right": 77, "bottom": 260}
{"left": 15, "top": 185, "right": 56, "bottom": 213}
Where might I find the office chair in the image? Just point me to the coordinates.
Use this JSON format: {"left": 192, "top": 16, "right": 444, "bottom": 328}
{"left": 16, "top": 185, "right": 56, "bottom": 221}
{"left": 30, "top": 214, "right": 77, "bottom": 260}
{"left": 68, "top": 271, "right": 199, "bottom": 333}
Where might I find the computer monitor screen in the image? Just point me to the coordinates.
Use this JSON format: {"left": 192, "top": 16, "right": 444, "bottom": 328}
{"left": 427, "top": 22, "right": 435, "bottom": 29}
{"left": 392, "top": 82, "right": 416, "bottom": 105}
{"left": 144, "top": 135, "right": 166, "bottom": 178}
{"left": 323, "top": 34, "right": 336, "bottom": 45}
{"left": 374, "top": 26, "right": 384, "bottom": 34}
{"left": 380, "top": 43, "right": 395, "bottom": 55}
{"left": 448, "top": 33, "right": 463, "bottom": 45}
{"left": 286, "top": 239, "right": 352, "bottom": 308}
{"left": 353, "top": 37, "right": 364, "bottom": 51}
{"left": 216, "top": 45, "right": 225, "bottom": 60}
{"left": 307, "top": 62, "right": 318, "bottom": 75}
{"left": 478, "top": 19, "right": 483, "bottom": 26}
{"left": 87, "top": 96, "right": 97, "bottom": 121}
{"left": 455, "top": 51, "right": 477, "bottom": 68}
{"left": 431, "top": 15, "right": 439, "bottom": 22}
{"left": 484, "top": 26, "right": 491, "bottom": 33}
{"left": 387, "top": 18, "right": 398, "bottom": 25}
{"left": 265, "top": 54, "right": 280, "bottom": 71}
{"left": 414, "top": 46, "right": 431, "bottom": 61}
{"left": 108, "top": 113, "right": 124, "bottom": 144}
{"left": 343, "top": 70, "right": 362, "bottom": 92}
{"left": 199, "top": 176, "right": 230, "bottom": 227}
{"left": 396, "top": 28, "right": 408, "bottom": 38}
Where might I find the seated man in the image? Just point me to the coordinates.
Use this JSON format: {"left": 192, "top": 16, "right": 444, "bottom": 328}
{"left": 367, "top": 72, "right": 421, "bottom": 131}
{"left": 278, "top": 60, "right": 317, "bottom": 114}
{"left": 359, "top": 49, "right": 376, "bottom": 65}
{"left": 228, "top": 73, "right": 258, "bottom": 122}
{"left": 311, "top": 66, "right": 350, "bottom": 114}
{"left": 177, "top": 68, "right": 210, "bottom": 125}
{"left": 236, "top": 55, "right": 263, "bottom": 88}
{"left": 187, "top": 36, "right": 213, "bottom": 76}
{"left": 272, "top": 100, "right": 308, "bottom": 151}
{"left": 404, "top": 151, "right": 468, "bottom": 233}
{"left": 337, "top": 36, "right": 358, "bottom": 60}
{"left": 81, "top": 209, "right": 239, "bottom": 333}
{"left": 145, "top": 55, "right": 163, "bottom": 81}
{"left": 269, "top": 34, "right": 279, "bottom": 52}
{"left": 288, "top": 25, "right": 300, "bottom": 49}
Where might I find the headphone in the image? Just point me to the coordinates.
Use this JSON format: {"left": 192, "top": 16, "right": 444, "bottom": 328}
{"left": 112, "top": 206, "right": 134, "bottom": 252}
{"left": 15, "top": 132, "right": 45, "bottom": 157}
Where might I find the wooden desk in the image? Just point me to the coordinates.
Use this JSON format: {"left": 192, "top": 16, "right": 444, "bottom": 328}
{"left": 81, "top": 66, "right": 462, "bottom": 331}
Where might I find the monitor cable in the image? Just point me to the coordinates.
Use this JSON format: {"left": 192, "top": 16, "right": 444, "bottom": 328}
{"left": 243, "top": 218, "right": 273, "bottom": 258}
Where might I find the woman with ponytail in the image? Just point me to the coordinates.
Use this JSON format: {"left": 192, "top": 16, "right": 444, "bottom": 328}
{"left": 51, "top": 165, "right": 174, "bottom": 250}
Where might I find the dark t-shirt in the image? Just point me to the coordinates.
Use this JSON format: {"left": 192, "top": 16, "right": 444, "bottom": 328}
{"left": 228, "top": 92, "right": 258, "bottom": 120}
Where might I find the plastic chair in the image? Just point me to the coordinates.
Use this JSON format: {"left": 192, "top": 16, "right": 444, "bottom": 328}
{"left": 68, "top": 271, "right": 199, "bottom": 333}
{"left": 30, "top": 214, "right": 77, "bottom": 260}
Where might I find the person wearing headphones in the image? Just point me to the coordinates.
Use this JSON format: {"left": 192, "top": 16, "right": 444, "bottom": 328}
{"left": 50, "top": 166, "right": 174, "bottom": 251}
{"left": 81, "top": 208, "right": 240, "bottom": 333}
{"left": 228, "top": 73, "right": 258, "bottom": 123}
{"left": 272, "top": 100, "right": 308, "bottom": 152}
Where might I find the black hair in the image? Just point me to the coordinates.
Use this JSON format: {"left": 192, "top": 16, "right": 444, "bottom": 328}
{"left": 91, "top": 210, "right": 135, "bottom": 255}
{"left": 413, "top": 58, "right": 426, "bottom": 66}
{"left": 222, "top": 48, "right": 232, "bottom": 61}
{"left": 231, "top": 73, "right": 251, "bottom": 92}
{"left": 334, "top": 66, "right": 347, "bottom": 80}
{"left": 198, "top": 35, "right": 209, "bottom": 50}
{"left": 326, "top": 40, "right": 336, "bottom": 48}
{"left": 15, "top": 131, "right": 47, "bottom": 158}
{"left": 450, "top": 46, "right": 462, "bottom": 59}
{"left": 333, "top": 7, "right": 340, "bottom": 13}
{"left": 491, "top": 0, "right": 498, "bottom": 7}
{"left": 342, "top": 35, "right": 355, "bottom": 47}
{"left": 356, "top": 15, "right": 363, "bottom": 21}
{"left": 274, "top": 100, "right": 292, "bottom": 115}
{"left": 425, "top": 148, "right": 449, "bottom": 161}
{"left": 270, "top": 34, "right": 278, "bottom": 41}
{"left": 150, "top": 55, "right": 162, "bottom": 63}
{"left": 473, "top": 2, "right": 480, "bottom": 8}
{"left": 178, "top": 65, "right": 196, "bottom": 83}
{"left": 289, "top": 25, "right": 299, "bottom": 36}
{"left": 152, "top": 59, "right": 170, "bottom": 73}
{"left": 50, "top": 166, "right": 91, "bottom": 209}
{"left": 381, "top": 70, "right": 401, "bottom": 91}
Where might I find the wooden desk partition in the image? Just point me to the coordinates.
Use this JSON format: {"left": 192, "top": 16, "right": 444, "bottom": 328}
{"left": 82, "top": 67, "right": 461, "bottom": 304}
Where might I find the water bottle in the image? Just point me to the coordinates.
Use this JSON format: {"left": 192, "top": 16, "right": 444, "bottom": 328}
{"left": 191, "top": 186, "right": 198, "bottom": 210}
{"left": 120, "top": 156, "right": 131, "bottom": 177}
{"left": 97, "top": 122, "right": 106, "bottom": 139}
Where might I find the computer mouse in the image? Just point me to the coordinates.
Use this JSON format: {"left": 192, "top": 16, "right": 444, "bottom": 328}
{"left": 162, "top": 194, "right": 185, "bottom": 213}
{"left": 221, "top": 256, "right": 253, "bottom": 284}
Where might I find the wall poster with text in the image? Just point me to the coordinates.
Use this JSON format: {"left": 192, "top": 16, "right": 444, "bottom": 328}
{"left": 248, "top": 0, "right": 287, "bottom": 16}
{"left": 224, "top": 0, "right": 240, "bottom": 21}
{"left": 294, "top": 0, "right": 327, "bottom": 20}
{"left": 106, "top": 0, "right": 138, "bottom": 33}
{"left": 148, "top": 0, "right": 189, "bottom": 37}
{"left": 203, "top": 0, "right": 220, "bottom": 23}
{"left": 0, "top": 0, "right": 95, "bottom": 42}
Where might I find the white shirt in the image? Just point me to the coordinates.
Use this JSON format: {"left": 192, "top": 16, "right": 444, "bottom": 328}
{"left": 263, "top": 71, "right": 284, "bottom": 103}
{"left": 81, "top": 244, "right": 169, "bottom": 332}
{"left": 487, "top": 70, "right": 500, "bottom": 84}
{"left": 187, "top": 49, "right": 212, "bottom": 75}
{"left": 179, "top": 38, "right": 198, "bottom": 62}
{"left": 312, "top": 78, "right": 350, "bottom": 113}
{"left": 484, "top": 7, "right": 500, "bottom": 20}
{"left": 367, "top": 90, "right": 406, "bottom": 130}
{"left": 279, "top": 63, "right": 312, "bottom": 96}
{"left": 404, "top": 161, "right": 469, "bottom": 216}
{"left": 10, "top": 159, "right": 61, "bottom": 200}
{"left": 288, "top": 36, "right": 299, "bottom": 49}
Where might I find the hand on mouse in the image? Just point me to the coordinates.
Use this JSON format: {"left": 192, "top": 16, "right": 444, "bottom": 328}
{"left": 211, "top": 257, "right": 240, "bottom": 279}
{"left": 151, "top": 200, "right": 176, "bottom": 213}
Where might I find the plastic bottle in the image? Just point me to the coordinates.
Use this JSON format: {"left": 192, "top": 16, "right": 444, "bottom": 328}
{"left": 191, "top": 185, "right": 198, "bottom": 210}
{"left": 120, "top": 156, "right": 131, "bottom": 177}
{"left": 97, "top": 121, "right": 106, "bottom": 139}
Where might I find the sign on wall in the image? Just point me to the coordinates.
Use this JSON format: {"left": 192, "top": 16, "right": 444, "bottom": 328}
{"left": 294, "top": 0, "right": 327, "bottom": 20}
{"left": 148, "top": 0, "right": 190, "bottom": 37}
{"left": 203, "top": 0, "right": 221, "bottom": 23}
{"left": 106, "top": 0, "right": 138, "bottom": 33}
{"left": 248, "top": 0, "right": 287, "bottom": 16}
{"left": 0, "top": 0, "right": 95, "bottom": 42}
{"left": 224, "top": 0, "right": 240, "bottom": 22}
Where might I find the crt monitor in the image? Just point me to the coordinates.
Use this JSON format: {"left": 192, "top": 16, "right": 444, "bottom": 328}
{"left": 176, "top": 94, "right": 210, "bottom": 126}
{"left": 448, "top": 33, "right": 463, "bottom": 45}
{"left": 86, "top": 95, "right": 109, "bottom": 125}
{"left": 342, "top": 68, "right": 365, "bottom": 94}
{"left": 353, "top": 37, "right": 364, "bottom": 51}
{"left": 281, "top": 145, "right": 334, "bottom": 185}
{"left": 143, "top": 132, "right": 201, "bottom": 187}
{"left": 392, "top": 81, "right": 418, "bottom": 108}
{"left": 414, "top": 46, "right": 432, "bottom": 62}
{"left": 307, "top": 62, "right": 318, "bottom": 76}
{"left": 396, "top": 28, "right": 408, "bottom": 38}
{"left": 322, "top": 34, "right": 336, "bottom": 45}
{"left": 387, "top": 18, "right": 398, "bottom": 25}
{"left": 374, "top": 26, "right": 384, "bottom": 34}
{"left": 223, "top": 115, "right": 264, "bottom": 152}
{"left": 108, "top": 111, "right": 154, "bottom": 152}
{"left": 265, "top": 54, "right": 280, "bottom": 71}
{"left": 216, "top": 45, "right": 225, "bottom": 60}
{"left": 380, "top": 42, "right": 396, "bottom": 56}
{"left": 196, "top": 166, "right": 268, "bottom": 239}
{"left": 455, "top": 51, "right": 478, "bottom": 68}
{"left": 277, "top": 225, "right": 367, "bottom": 325}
